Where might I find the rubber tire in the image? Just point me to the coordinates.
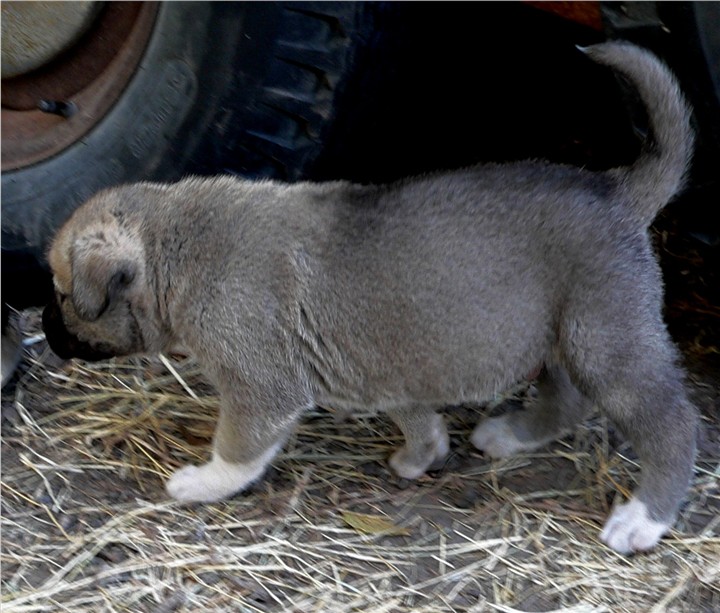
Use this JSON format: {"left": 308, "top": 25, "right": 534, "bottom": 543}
{"left": 602, "top": 1, "right": 720, "bottom": 244}
{"left": 1, "top": 1, "right": 375, "bottom": 292}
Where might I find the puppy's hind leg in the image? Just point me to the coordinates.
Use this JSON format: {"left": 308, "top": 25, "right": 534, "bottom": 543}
{"left": 471, "top": 364, "right": 594, "bottom": 458}
{"left": 387, "top": 407, "right": 450, "bottom": 479}
{"left": 167, "top": 399, "right": 302, "bottom": 503}
{"left": 595, "top": 369, "right": 696, "bottom": 554}
{"left": 561, "top": 297, "right": 698, "bottom": 554}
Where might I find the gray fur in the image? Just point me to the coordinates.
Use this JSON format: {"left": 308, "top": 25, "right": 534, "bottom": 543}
{"left": 43, "top": 42, "right": 697, "bottom": 554}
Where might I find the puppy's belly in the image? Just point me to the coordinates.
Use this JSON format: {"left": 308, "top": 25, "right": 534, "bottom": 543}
{"left": 302, "top": 269, "right": 554, "bottom": 412}
{"left": 312, "top": 341, "right": 543, "bottom": 412}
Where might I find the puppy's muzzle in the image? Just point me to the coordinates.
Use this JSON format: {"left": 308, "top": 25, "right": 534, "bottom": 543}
{"left": 42, "top": 297, "right": 115, "bottom": 362}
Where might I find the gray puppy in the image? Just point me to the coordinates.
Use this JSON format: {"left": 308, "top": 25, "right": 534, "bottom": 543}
{"left": 43, "top": 42, "right": 697, "bottom": 555}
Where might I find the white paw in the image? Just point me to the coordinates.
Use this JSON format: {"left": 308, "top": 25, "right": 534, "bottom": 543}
{"left": 389, "top": 450, "right": 427, "bottom": 480}
{"left": 167, "top": 443, "right": 281, "bottom": 502}
{"left": 388, "top": 414, "right": 450, "bottom": 479}
{"left": 471, "top": 414, "right": 531, "bottom": 458}
{"left": 600, "top": 497, "right": 670, "bottom": 554}
{"left": 166, "top": 461, "right": 239, "bottom": 502}
{"left": 434, "top": 425, "right": 451, "bottom": 460}
{"left": 167, "top": 464, "right": 209, "bottom": 501}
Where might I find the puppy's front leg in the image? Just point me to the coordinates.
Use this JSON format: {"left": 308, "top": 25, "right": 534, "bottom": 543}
{"left": 167, "top": 442, "right": 283, "bottom": 503}
{"left": 386, "top": 407, "right": 450, "bottom": 479}
{"left": 167, "top": 399, "right": 301, "bottom": 503}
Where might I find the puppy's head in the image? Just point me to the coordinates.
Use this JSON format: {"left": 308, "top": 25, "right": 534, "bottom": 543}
{"left": 43, "top": 192, "right": 153, "bottom": 361}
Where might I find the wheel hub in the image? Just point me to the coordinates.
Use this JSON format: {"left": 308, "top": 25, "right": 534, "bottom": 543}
{"left": 1, "top": 1, "right": 101, "bottom": 79}
{"left": 1, "top": 1, "right": 158, "bottom": 171}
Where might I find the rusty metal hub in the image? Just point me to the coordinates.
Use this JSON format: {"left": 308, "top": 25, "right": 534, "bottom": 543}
{"left": 1, "top": 1, "right": 158, "bottom": 171}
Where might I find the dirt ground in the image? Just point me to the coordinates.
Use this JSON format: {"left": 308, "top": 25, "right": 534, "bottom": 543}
{"left": 2, "top": 217, "right": 719, "bottom": 612}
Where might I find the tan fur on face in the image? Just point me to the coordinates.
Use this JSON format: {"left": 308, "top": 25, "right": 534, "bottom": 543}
{"left": 49, "top": 212, "right": 145, "bottom": 317}
{"left": 48, "top": 224, "right": 73, "bottom": 296}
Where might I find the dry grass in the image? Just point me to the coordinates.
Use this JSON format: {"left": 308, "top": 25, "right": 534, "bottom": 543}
{"left": 2, "top": 321, "right": 719, "bottom": 612}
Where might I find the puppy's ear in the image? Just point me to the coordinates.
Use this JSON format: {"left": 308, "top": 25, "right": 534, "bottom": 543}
{"left": 71, "top": 246, "right": 138, "bottom": 322}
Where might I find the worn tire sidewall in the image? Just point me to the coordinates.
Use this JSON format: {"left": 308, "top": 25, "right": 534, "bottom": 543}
{"left": 1, "top": 2, "right": 228, "bottom": 261}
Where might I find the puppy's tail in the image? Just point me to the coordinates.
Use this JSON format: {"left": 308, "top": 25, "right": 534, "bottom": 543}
{"left": 580, "top": 42, "right": 694, "bottom": 226}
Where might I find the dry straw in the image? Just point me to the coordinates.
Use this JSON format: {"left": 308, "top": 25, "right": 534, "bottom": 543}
{"left": 2, "top": 318, "right": 718, "bottom": 612}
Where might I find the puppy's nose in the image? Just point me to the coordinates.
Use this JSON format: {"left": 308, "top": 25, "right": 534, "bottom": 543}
{"left": 42, "top": 299, "right": 71, "bottom": 357}
{"left": 42, "top": 299, "right": 114, "bottom": 361}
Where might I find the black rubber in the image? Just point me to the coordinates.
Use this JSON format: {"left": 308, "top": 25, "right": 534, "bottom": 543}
{"left": 602, "top": 1, "right": 720, "bottom": 245}
{"left": 4, "top": 1, "right": 717, "bottom": 310}
{"left": 1, "top": 1, "right": 375, "bottom": 305}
